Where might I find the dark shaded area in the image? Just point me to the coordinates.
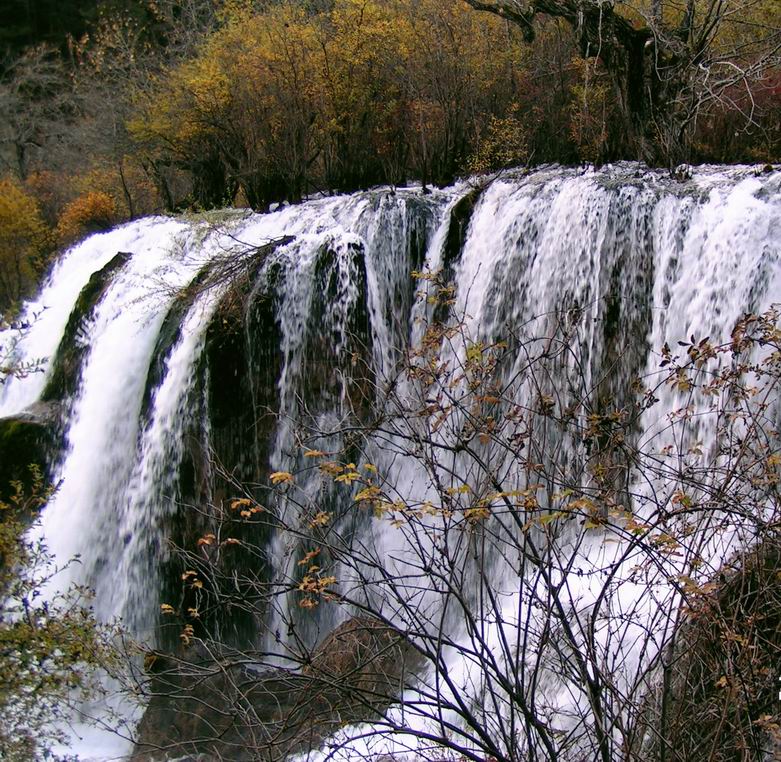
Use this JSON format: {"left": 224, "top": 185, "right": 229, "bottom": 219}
{"left": 433, "top": 185, "right": 482, "bottom": 325}
{"left": 132, "top": 616, "right": 423, "bottom": 761}
{"left": 442, "top": 187, "right": 482, "bottom": 271}
{"left": 636, "top": 536, "right": 781, "bottom": 760}
{"left": 0, "top": 410, "right": 55, "bottom": 501}
{"left": 0, "top": 1, "right": 160, "bottom": 62}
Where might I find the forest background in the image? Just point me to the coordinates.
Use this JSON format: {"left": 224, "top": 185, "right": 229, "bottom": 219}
{"left": 0, "top": 0, "right": 779, "bottom": 317}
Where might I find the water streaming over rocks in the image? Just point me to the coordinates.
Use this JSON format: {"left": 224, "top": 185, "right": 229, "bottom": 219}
{"left": 1, "top": 164, "right": 780, "bottom": 760}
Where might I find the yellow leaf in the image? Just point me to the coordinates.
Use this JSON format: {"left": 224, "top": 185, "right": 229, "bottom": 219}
{"left": 160, "top": 604, "right": 175, "bottom": 615}
{"left": 335, "top": 470, "right": 361, "bottom": 484}
{"left": 270, "top": 471, "right": 294, "bottom": 485}
{"left": 180, "top": 624, "right": 195, "bottom": 646}
{"left": 304, "top": 449, "right": 326, "bottom": 457}
{"left": 298, "top": 548, "right": 321, "bottom": 566}
{"left": 354, "top": 485, "right": 381, "bottom": 502}
{"left": 445, "top": 484, "right": 471, "bottom": 495}
{"left": 309, "top": 511, "right": 331, "bottom": 528}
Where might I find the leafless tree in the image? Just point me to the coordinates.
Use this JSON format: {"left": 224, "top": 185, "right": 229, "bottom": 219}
{"left": 0, "top": 45, "right": 79, "bottom": 179}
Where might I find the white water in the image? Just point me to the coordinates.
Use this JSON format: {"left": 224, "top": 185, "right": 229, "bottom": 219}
{"left": 2, "top": 165, "right": 780, "bottom": 760}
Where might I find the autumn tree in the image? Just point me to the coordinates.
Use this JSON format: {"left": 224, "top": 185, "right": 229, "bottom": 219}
{"left": 127, "top": 0, "right": 539, "bottom": 207}
{"left": 0, "top": 177, "right": 51, "bottom": 314}
{"left": 205, "top": 3, "right": 323, "bottom": 206}
{"left": 389, "top": 0, "right": 530, "bottom": 184}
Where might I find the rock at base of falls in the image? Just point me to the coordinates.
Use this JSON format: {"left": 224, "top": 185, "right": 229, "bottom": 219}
{"left": 131, "top": 616, "right": 423, "bottom": 761}
{"left": 0, "top": 404, "right": 57, "bottom": 501}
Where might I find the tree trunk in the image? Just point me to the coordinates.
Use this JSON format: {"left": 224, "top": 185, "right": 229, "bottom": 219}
{"left": 463, "top": 0, "right": 696, "bottom": 165}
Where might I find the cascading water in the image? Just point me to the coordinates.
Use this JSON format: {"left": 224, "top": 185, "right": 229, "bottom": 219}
{"left": 1, "top": 164, "right": 779, "bottom": 760}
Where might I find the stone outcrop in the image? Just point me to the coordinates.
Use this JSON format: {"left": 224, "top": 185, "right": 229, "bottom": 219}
{"left": 132, "top": 616, "right": 423, "bottom": 761}
{"left": 0, "top": 405, "right": 57, "bottom": 501}
{"left": 634, "top": 536, "right": 781, "bottom": 760}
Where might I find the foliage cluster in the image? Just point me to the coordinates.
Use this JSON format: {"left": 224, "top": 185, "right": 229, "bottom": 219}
{"left": 55, "top": 191, "right": 118, "bottom": 247}
{"left": 0, "top": 177, "right": 51, "bottom": 317}
{"left": 0, "top": 464, "right": 119, "bottom": 761}
{"left": 127, "top": 0, "right": 536, "bottom": 209}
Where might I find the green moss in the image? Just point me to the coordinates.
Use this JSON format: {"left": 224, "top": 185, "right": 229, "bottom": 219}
{"left": 0, "top": 416, "right": 53, "bottom": 502}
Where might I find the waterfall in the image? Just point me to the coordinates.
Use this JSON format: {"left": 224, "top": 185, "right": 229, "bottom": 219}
{"left": 1, "top": 164, "right": 779, "bottom": 760}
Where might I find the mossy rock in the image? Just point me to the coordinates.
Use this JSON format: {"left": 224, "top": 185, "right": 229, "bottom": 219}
{"left": 42, "top": 252, "right": 131, "bottom": 402}
{"left": 433, "top": 186, "right": 482, "bottom": 325}
{"left": 151, "top": 238, "right": 292, "bottom": 650}
{"left": 442, "top": 186, "right": 482, "bottom": 270}
{"left": 0, "top": 412, "right": 54, "bottom": 502}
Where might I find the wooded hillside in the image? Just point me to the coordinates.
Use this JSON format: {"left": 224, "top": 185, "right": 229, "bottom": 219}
{"left": 0, "top": 0, "right": 779, "bottom": 313}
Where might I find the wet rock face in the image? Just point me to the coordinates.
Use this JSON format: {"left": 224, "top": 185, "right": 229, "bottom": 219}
{"left": 0, "top": 410, "right": 55, "bottom": 501}
{"left": 42, "top": 252, "right": 131, "bottom": 404}
{"left": 152, "top": 240, "right": 289, "bottom": 651}
{"left": 132, "top": 616, "right": 422, "bottom": 761}
{"left": 433, "top": 186, "right": 482, "bottom": 326}
{"left": 299, "top": 242, "right": 374, "bottom": 421}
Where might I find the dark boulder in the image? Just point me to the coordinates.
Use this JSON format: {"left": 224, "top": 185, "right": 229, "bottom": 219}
{"left": 132, "top": 616, "right": 422, "bottom": 761}
{"left": 634, "top": 536, "right": 781, "bottom": 760}
{"left": 0, "top": 405, "right": 57, "bottom": 502}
